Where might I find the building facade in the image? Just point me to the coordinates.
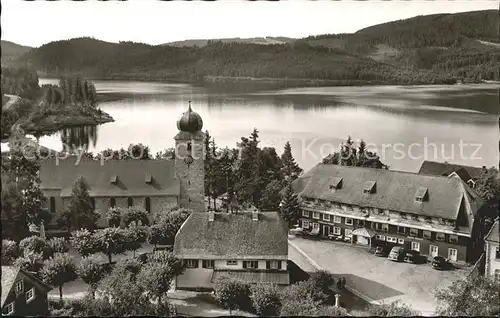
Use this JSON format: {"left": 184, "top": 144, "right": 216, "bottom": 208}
{"left": 484, "top": 220, "right": 500, "bottom": 283}
{"left": 39, "top": 103, "right": 206, "bottom": 226}
{"left": 1, "top": 266, "right": 52, "bottom": 317}
{"left": 173, "top": 211, "right": 289, "bottom": 290}
{"left": 292, "top": 164, "right": 486, "bottom": 264}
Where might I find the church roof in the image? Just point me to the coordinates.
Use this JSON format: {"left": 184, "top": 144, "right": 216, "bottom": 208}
{"left": 39, "top": 157, "right": 180, "bottom": 197}
{"left": 174, "top": 211, "right": 288, "bottom": 260}
{"left": 176, "top": 101, "right": 203, "bottom": 133}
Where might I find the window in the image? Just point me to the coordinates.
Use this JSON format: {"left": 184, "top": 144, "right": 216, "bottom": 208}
{"left": 333, "top": 227, "right": 341, "bottom": 235}
{"left": 387, "top": 236, "right": 397, "bottom": 243}
{"left": 49, "top": 197, "right": 56, "bottom": 213}
{"left": 333, "top": 216, "right": 342, "bottom": 223}
{"left": 344, "top": 229, "right": 353, "bottom": 237}
{"left": 3, "top": 302, "right": 14, "bottom": 316}
{"left": 267, "top": 260, "right": 282, "bottom": 270}
{"left": 495, "top": 269, "right": 500, "bottom": 283}
{"left": 109, "top": 197, "right": 116, "bottom": 208}
{"left": 400, "top": 212, "right": 407, "bottom": 219}
{"left": 313, "top": 212, "right": 320, "bottom": 219}
{"left": 322, "top": 214, "right": 331, "bottom": 221}
{"left": 449, "top": 235, "right": 458, "bottom": 244}
{"left": 415, "top": 187, "right": 428, "bottom": 202}
{"left": 423, "top": 231, "right": 431, "bottom": 239}
{"left": 436, "top": 232, "right": 445, "bottom": 241}
{"left": 202, "top": 260, "right": 214, "bottom": 269}
{"left": 25, "top": 288, "right": 35, "bottom": 303}
{"left": 381, "top": 224, "right": 389, "bottom": 232}
{"left": 186, "top": 259, "right": 198, "bottom": 268}
{"left": 398, "top": 226, "right": 406, "bottom": 234}
{"left": 302, "top": 220, "right": 310, "bottom": 228}
{"left": 127, "top": 197, "right": 133, "bottom": 207}
{"left": 357, "top": 219, "right": 365, "bottom": 227}
{"left": 345, "top": 218, "right": 353, "bottom": 226}
{"left": 409, "top": 228, "right": 418, "bottom": 237}
{"left": 411, "top": 242, "right": 420, "bottom": 252}
{"left": 496, "top": 246, "right": 500, "bottom": 260}
{"left": 397, "top": 238, "right": 405, "bottom": 245}
{"left": 15, "top": 280, "right": 24, "bottom": 293}
{"left": 226, "top": 260, "right": 237, "bottom": 266}
{"left": 313, "top": 223, "right": 320, "bottom": 230}
{"left": 302, "top": 210, "right": 310, "bottom": 217}
{"left": 377, "top": 235, "right": 386, "bottom": 241}
{"left": 243, "top": 261, "right": 258, "bottom": 269}
{"left": 145, "top": 197, "right": 151, "bottom": 213}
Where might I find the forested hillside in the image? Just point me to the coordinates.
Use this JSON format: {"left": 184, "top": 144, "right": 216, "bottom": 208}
{"left": 4, "top": 10, "right": 499, "bottom": 85}
{"left": 1, "top": 41, "right": 33, "bottom": 62}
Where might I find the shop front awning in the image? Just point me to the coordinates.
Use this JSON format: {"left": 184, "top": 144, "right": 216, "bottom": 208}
{"left": 351, "top": 227, "right": 376, "bottom": 238}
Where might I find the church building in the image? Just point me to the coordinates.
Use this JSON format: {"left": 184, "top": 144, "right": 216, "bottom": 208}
{"left": 39, "top": 102, "right": 206, "bottom": 226}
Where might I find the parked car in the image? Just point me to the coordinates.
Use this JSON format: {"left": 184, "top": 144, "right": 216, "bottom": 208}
{"left": 374, "top": 246, "right": 390, "bottom": 257}
{"left": 432, "top": 256, "right": 453, "bottom": 270}
{"left": 404, "top": 250, "right": 423, "bottom": 264}
{"left": 387, "top": 246, "right": 406, "bottom": 262}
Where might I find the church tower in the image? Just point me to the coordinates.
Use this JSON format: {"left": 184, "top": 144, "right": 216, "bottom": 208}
{"left": 174, "top": 101, "right": 206, "bottom": 212}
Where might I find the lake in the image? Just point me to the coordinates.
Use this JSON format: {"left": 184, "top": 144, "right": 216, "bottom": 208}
{"left": 38, "top": 78, "right": 498, "bottom": 173}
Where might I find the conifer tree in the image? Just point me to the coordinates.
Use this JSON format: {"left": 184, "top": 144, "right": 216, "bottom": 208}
{"left": 281, "top": 141, "right": 302, "bottom": 181}
{"left": 280, "top": 183, "right": 300, "bottom": 228}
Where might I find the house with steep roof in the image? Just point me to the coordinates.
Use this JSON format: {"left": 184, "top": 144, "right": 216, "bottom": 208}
{"left": 1, "top": 266, "right": 52, "bottom": 316}
{"left": 418, "top": 160, "right": 486, "bottom": 189}
{"left": 290, "top": 163, "right": 487, "bottom": 264}
{"left": 173, "top": 211, "right": 289, "bottom": 290}
{"left": 39, "top": 103, "right": 206, "bottom": 226}
{"left": 484, "top": 219, "right": 500, "bottom": 283}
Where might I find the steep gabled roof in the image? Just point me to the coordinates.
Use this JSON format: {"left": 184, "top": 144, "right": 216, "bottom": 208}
{"left": 418, "top": 160, "right": 485, "bottom": 180}
{"left": 485, "top": 220, "right": 499, "bottom": 244}
{"left": 1, "top": 266, "right": 52, "bottom": 307}
{"left": 174, "top": 212, "right": 288, "bottom": 260}
{"left": 291, "top": 163, "right": 484, "bottom": 220}
{"left": 39, "top": 157, "right": 180, "bottom": 197}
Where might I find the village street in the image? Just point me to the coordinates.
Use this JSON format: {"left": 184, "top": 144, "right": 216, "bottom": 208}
{"left": 288, "top": 236, "right": 471, "bottom": 315}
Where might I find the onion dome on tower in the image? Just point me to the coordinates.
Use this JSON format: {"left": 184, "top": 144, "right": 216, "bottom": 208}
{"left": 177, "top": 101, "right": 203, "bottom": 133}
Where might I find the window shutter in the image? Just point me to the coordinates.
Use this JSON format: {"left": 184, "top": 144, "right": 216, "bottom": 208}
{"left": 254, "top": 261, "right": 258, "bottom": 269}
{"left": 278, "top": 261, "right": 282, "bottom": 270}
{"left": 243, "top": 261, "right": 247, "bottom": 269}
{"left": 266, "top": 261, "right": 270, "bottom": 269}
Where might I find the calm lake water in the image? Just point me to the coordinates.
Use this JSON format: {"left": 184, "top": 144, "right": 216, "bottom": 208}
{"left": 38, "top": 78, "right": 498, "bottom": 173}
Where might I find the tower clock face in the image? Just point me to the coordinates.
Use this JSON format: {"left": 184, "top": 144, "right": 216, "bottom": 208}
{"left": 184, "top": 155, "right": 194, "bottom": 165}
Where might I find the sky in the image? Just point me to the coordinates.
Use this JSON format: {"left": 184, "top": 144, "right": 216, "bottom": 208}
{"left": 2, "top": 0, "right": 498, "bottom": 48}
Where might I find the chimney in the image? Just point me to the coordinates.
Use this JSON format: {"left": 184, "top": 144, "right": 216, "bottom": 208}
{"left": 252, "top": 211, "right": 259, "bottom": 221}
{"left": 208, "top": 211, "right": 215, "bottom": 222}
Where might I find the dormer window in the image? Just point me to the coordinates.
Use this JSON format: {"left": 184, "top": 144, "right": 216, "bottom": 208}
{"left": 415, "top": 187, "right": 428, "bottom": 202}
{"left": 110, "top": 175, "right": 117, "bottom": 184}
{"left": 329, "top": 177, "right": 343, "bottom": 190}
{"left": 363, "top": 181, "right": 376, "bottom": 194}
{"left": 467, "top": 179, "right": 476, "bottom": 189}
{"left": 400, "top": 212, "right": 407, "bottom": 219}
{"left": 145, "top": 173, "right": 152, "bottom": 184}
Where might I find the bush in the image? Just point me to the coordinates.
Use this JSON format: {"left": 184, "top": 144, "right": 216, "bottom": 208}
{"left": 369, "top": 300, "right": 419, "bottom": 317}
{"left": 70, "top": 229, "right": 99, "bottom": 257}
{"left": 123, "top": 207, "right": 149, "bottom": 227}
{"left": 47, "top": 237, "right": 69, "bottom": 255}
{"left": 250, "top": 283, "right": 282, "bottom": 316}
{"left": 213, "top": 278, "right": 252, "bottom": 314}
{"left": 2, "top": 239, "right": 20, "bottom": 264}
{"left": 106, "top": 207, "right": 123, "bottom": 227}
{"left": 19, "top": 236, "right": 51, "bottom": 258}
{"left": 14, "top": 251, "right": 44, "bottom": 273}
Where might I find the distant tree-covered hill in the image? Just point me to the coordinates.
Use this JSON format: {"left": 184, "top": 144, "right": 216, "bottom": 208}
{"left": 4, "top": 10, "right": 499, "bottom": 85}
{"left": 1, "top": 41, "right": 33, "bottom": 62}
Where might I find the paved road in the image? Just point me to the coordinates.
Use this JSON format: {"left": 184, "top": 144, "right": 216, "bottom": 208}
{"left": 288, "top": 237, "right": 469, "bottom": 316}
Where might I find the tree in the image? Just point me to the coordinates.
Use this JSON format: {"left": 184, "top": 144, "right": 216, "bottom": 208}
{"left": 124, "top": 226, "right": 148, "bottom": 257}
{"left": 94, "top": 227, "right": 128, "bottom": 264}
{"left": 106, "top": 207, "right": 122, "bottom": 227}
{"left": 47, "top": 237, "right": 69, "bottom": 256}
{"left": 475, "top": 167, "right": 500, "bottom": 220}
{"left": 260, "top": 179, "right": 286, "bottom": 211}
{"left": 279, "top": 280, "right": 326, "bottom": 316}
{"left": 70, "top": 229, "right": 99, "bottom": 257}
{"left": 434, "top": 275, "right": 500, "bottom": 316}
{"left": 19, "top": 235, "right": 51, "bottom": 259}
{"left": 77, "top": 255, "right": 106, "bottom": 299}
{"left": 123, "top": 206, "right": 149, "bottom": 227}
{"left": 1, "top": 239, "right": 20, "bottom": 265}
{"left": 234, "top": 129, "right": 261, "bottom": 206}
{"left": 137, "top": 251, "right": 185, "bottom": 306}
{"left": 368, "top": 300, "right": 419, "bottom": 316}
{"left": 250, "top": 283, "right": 282, "bottom": 316}
{"left": 280, "top": 183, "right": 300, "bottom": 228}
{"left": 14, "top": 251, "right": 44, "bottom": 273}
{"left": 40, "top": 252, "right": 78, "bottom": 302}
{"left": 147, "top": 223, "right": 169, "bottom": 249}
{"left": 281, "top": 141, "right": 302, "bottom": 181}
{"left": 322, "top": 136, "right": 388, "bottom": 169}
{"left": 309, "top": 270, "right": 336, "bottom": 296}
{"left": 65, "top": 177, "right": 99, "bottom": 231}
{"left": 213, "top": 278, "right": 251, "bottom": 315}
